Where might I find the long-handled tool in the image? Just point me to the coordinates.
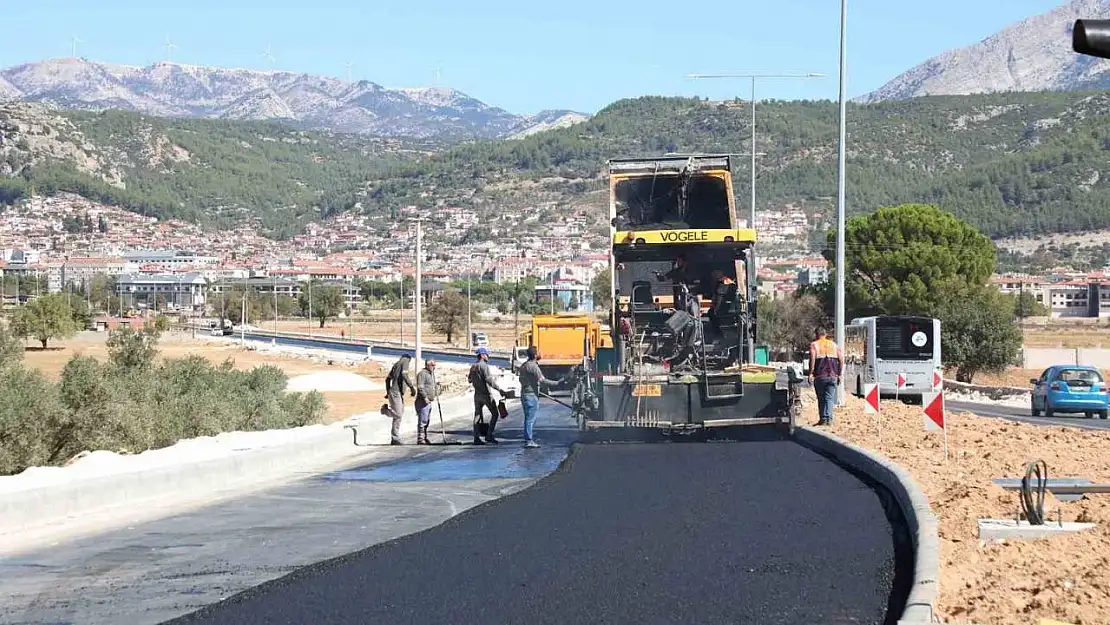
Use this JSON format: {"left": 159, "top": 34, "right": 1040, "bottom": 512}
{"left": 430, "top": 369, "right": 462, "bottom": 445}
{"left": 539, "top": 390, "right": 574, "bottom": 410}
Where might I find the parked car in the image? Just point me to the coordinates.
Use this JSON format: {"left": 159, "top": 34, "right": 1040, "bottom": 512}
{"left": 1030, "top": 365, "right": 1109, "bottom": 419}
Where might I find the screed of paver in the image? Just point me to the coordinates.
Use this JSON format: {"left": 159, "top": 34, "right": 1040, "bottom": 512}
{"left": 166, "top": 441, "right": 905, "bottom": 625}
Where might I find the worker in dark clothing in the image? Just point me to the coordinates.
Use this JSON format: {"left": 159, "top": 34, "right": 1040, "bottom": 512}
{"left": 707, "top": 269, "right": 737, "bottom": 334}
{"left": 414, "top": 359, "right": 438, "bottom": 445}
{"left": 516, "top": 346, "right": 562, "bottom": 448}
{"left": 384, "top": 354, "right": 416, "bottom": 445}
{"left": 653, "top": 254, "right": 692, "bottom": 285}
{"left": 654, "top": 254, "right": 700, "bottom": 318}
{"left": 469, "top": 347, "right": 506, "bottom": 445}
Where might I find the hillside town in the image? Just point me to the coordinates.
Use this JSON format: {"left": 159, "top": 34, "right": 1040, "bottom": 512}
{"left": 3, "top": 193, "right": 1109, "bottom": 320}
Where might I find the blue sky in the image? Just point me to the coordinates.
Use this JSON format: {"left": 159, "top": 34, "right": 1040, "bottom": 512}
{"left": 3, "top": 0, "right": 1071, "bottom": 115}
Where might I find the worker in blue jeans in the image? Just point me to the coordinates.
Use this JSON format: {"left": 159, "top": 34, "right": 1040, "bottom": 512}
{"left": 515, "top": 346, "right": 560, "bottom": 448}
{"left": 808, "top": 327, "right": 844, "bottom": 426}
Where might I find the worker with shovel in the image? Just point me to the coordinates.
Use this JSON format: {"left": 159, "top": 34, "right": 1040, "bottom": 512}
{"left": 414, "top": 359, "right": 438, "bottom": 445}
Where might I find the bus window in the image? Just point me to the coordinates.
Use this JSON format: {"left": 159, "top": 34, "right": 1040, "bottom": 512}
{"left": 875, "top": 317, "right": 934, "bottom": 360}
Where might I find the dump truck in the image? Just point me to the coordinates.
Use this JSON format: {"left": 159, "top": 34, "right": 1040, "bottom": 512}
{"left": 570, "top": 153, "right": 803, "bottom": 434}
{"left": 514, "top": 313, "right": 612, "bottom": 393}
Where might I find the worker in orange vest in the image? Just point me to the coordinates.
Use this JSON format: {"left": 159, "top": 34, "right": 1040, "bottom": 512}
{"left": 808, "top": 327, "right": 843, "bottom": 426}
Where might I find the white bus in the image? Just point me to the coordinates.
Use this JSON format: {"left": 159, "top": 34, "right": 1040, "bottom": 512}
{"left": 844, "top": 315, "right": 942, "bottom": 402}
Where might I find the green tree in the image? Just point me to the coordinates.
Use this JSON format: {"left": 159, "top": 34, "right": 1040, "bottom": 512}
{"left": 1010, "top": 291, "right": 1048, "bottom": 317}
{"left": 825, "top": 203, "right": 996, "bottom": 316}
{"left": 106, "top": 325, "right": 161, "bottom": 371}
{"left": 0, "top": 320, "right": 24, "bottom": 369}
{"left": 427, "top": 290, "right": 471, "bottom": 344}
{"left": 591, "top": 267, "right": 612, "bottom": 311}
{"left": 297, "top": 284, "right": 345, "bottom": 328}
{"left": 11, "top": 293, "right": 78, "bottom": 349}
{"left": 933, "top": 285, "right": 1023, "bottom": 383}
{"left": 757, "top": 293, "right": 827, "bottom": 357}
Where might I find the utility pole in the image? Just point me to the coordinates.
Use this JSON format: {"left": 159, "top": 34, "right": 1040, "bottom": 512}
{"left": 273, "top": 273, "right": 278, "bottom": 338}
{"left": 467, "top": 272, "right": 472, "bottom": 350}
{"left": 241, "top": 272, "right": 247, "bottom": 346}
{"left": 308, "top": 278, "right": 313, "bottom": 337}
{"left": 685, "top": 71, "right": 824, "bottom": 228}
{"left": 413, "top": 218, "right": 424, "bottom": 367}
{"left": 834, "top": 0, "right": 849, "bottom": 406}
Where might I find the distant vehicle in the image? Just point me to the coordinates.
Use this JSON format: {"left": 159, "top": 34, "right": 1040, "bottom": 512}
{"left": 488, "top": 364, "right": 520, "bottom": 398}
{"left": 471, "top": 332, "right": 490, "bottom": 348}
{"left": 844, "top": 315, "right": 942, "bottom": 402}
{"left": 1030, "top": 365, "right": 1109, "bottom": 419}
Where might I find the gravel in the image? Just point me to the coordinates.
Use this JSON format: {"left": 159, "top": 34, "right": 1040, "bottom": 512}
{"left": 165, "top": 440, "right": 907, "bottom": 625}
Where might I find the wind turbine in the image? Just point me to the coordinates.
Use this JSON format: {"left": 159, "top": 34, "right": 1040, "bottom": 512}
{"left": 432, "top": 65, "right": 441, "bottom": 86}
{"left": 345, "top": 61, "right": 353, "bottom": 82}
{"left": 262, "top": 42, "right": 276, "bottom": 68}
{"left": 71, "top": 36, "right": 83, "bottom": 58}
{"left": 164, "top": 34, "right": 178, "bottom": 62}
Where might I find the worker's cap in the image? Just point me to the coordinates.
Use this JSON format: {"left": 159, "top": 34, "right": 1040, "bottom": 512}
{"left": 475, "top": 347, "right": 490, "bottom": 356}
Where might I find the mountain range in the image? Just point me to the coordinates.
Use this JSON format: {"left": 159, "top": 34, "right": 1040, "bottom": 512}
{"left": 0, "top": 58, "right": 588, "bottom": 141}
{"left": 862, "top": 0, "right": 1110, "bottom": 102}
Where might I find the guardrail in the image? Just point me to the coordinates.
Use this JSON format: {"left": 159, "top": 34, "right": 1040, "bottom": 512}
{"left": 179, "top": 324, "right": 512, "bottom": 367}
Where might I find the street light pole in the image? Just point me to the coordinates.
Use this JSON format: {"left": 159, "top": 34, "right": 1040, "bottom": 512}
{"left": 412, "top": 218, "right": 425, "bottom": 368}
{"left": 466, "top": 273, "right": 472, "bottom": 351}
{"left": 685, "top": 72, "right": 824, "bottom": 228}
{"left": 835, "top": 0, "right": 849, "bottom": 406}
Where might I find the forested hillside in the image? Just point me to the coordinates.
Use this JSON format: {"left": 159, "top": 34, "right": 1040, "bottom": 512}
{"left": 5, "top": 90, "right": 1110, "bottom": 241}
{"left": 0, "top": 104, "right": 427, "bottom": 238}
{"left": 365, "top": 92, "right": 1110, "bottom": 239}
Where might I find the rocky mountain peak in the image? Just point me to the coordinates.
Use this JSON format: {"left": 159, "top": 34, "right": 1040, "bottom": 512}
{"left": 0, "top": 58, "right": 588, "bottom": 140}
{"left": 861, "top": 0, "right": 1110, "bottom": 102}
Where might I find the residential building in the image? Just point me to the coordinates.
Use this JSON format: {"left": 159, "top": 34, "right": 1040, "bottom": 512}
{"left": 115, "top": 273, "right": 208, "bottom": 310}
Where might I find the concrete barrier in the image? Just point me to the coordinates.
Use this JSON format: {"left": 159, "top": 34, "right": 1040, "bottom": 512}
{"left": 1023, "top": 347, "right": 1110, "bottom": 369}
{"left": 0, "top": 391, "right": 481, "bottom": 542}
{"left": 794, "top": 427, "right": 939, "bottom": 625}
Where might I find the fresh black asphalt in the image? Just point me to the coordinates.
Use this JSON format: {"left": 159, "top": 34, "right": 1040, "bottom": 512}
{"left": 166, "top": 439, "right": 910, "bottom": 625}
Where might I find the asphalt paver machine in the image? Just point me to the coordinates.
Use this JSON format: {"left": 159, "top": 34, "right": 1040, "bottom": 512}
{"left": 569, "top": 154, "right": 803, "bottom": 434}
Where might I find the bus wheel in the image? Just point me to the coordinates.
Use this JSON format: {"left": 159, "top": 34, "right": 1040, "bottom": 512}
{"left": 855, "top": 377, "right": 862, "bottom": 398}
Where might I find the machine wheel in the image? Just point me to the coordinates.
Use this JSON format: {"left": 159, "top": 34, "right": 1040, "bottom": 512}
{"left": 1100, "top": 410, "right": 1108, "bottom": 420}
{"left": 856, "top": 376, "right": 863, "bottom": 398}
{"left": 1045, "top": 405, "right": 1055, "bottom": 419}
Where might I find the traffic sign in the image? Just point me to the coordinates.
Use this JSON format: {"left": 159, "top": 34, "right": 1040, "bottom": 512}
{"left": 862, "top": 383, "right": 880, "bottom": 413}
{"left": 932, "top": 371, "right": 943, "bottom": 391}
{"left": 923, "top": 391, "right": 945, "bottom": 431}
{"left": 896, "top": 373, "right": 906, "bottom": 389}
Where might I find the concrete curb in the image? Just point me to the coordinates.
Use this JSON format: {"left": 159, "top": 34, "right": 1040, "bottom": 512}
{"left": 943, "top": 377, "right": 1028, "bottom": 398}
{"left": 793, "top": 426, "right": 939, "bottom": 625}
{"left": 0, "top": 391, "right": 481, "bottom": 539}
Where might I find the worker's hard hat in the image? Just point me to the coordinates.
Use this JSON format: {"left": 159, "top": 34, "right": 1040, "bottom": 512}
{"left": 476, "top": 347, "right": 490, "bottom": 356}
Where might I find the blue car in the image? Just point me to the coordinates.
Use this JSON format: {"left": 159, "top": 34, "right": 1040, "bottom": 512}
{"left": 1030, "top": 365, "right": 1109, "bottom": 419}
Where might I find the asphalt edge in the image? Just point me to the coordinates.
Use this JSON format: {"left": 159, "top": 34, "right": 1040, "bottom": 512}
{"left": 793, "top": 426, "right": 939, "bottom": 625}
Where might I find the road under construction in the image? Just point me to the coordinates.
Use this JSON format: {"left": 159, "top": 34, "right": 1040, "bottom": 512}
{"left": 2, "top": 154, "right": 924, "bottom": 625}
{"left": 164, "top": 155, "right": 916, "bottom": 623}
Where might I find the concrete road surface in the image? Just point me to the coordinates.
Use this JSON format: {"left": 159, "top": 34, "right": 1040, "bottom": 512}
{"left": 166, "top": 434, "right": 913, "bottom": 625}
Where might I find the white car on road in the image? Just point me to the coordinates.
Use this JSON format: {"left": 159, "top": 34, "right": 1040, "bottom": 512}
{"left": 488, "top": 364, "right": 520, "bottom": 398}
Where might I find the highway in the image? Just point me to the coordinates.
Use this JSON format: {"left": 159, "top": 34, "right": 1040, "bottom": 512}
{"left": 949, "top": 399, "right": 1110, "bottom": 431}
{"left": 166, "top": 432, "right": 912, "bottom": 625}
